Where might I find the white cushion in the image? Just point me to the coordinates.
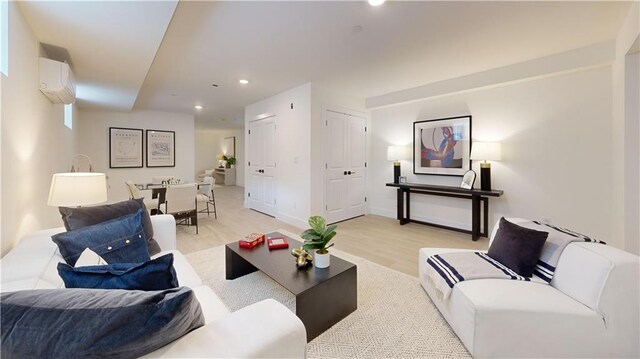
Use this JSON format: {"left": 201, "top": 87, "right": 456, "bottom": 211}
{"left": 75, "top": 248, "right": 108, "bottom": 267}
{"left": 1, "top": 278, "right": 58, "bottom": 292}
{"left": 419, "top": 248, "right": 608, "bottom": 358}
{"left": 191, "top": 285, "right": 230, "bottom": 324}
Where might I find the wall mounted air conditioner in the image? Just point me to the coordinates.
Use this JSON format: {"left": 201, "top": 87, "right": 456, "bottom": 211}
{"left": 39, "top": 57, "right": 76, "bottom": 104}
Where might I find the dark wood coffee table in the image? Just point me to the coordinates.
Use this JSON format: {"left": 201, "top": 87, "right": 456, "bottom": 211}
{"left": 225, "top": 232, "right": 357, "bottom": 341}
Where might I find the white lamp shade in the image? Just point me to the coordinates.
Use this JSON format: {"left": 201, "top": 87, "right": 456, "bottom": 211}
{"left": 387, "top": 145, "right": 409, "bottom": 161}
{"left": 47, "top": 173, "right": 108, "bottom": 207}
{"left": 470, "top": 142, "right": 502, "bottom": 161}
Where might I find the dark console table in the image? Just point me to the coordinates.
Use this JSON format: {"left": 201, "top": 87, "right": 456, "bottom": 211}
{"left": 386, "top": 182, "right": 503, "bottom": 241}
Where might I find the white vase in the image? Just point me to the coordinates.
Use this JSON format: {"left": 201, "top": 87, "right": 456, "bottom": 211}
{"left": 314, "top": 250, "right": 330, "bottom": 268}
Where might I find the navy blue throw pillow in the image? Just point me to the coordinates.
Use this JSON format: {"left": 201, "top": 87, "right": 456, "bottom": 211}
{"left": 487, "top": 217, "right": 549, "bottom": 277}
{"left": 1, "top": 287, "right": 204, "bottom": 359}
{"left": 51, "top": 210, "right": 150, "bottom": 266}
{"left": 58, "top": 253, "right": 179, "bottom": 291}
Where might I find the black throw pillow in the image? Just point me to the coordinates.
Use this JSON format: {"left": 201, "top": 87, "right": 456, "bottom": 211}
{"left": 1, "top": 287, "right": 204, "bottom": 359}
{"left": 58, "top": 253, "right": 178, "bottom": 291}
{"left": 487, "top": 217, "right": 549, "bottom": 277}
{"left": 59, "top": 198, "right": 161, "bottom": 255}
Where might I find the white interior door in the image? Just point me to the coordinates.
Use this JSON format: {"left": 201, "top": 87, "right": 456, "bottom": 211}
{"left": 325, "top": 111, "right": 348, "bottom": 224}
{"left": 324, "top": 110, "right": 366, "bottom": 224}
{"left": 248, "top": 116, "right": 277, "bottom": 216}
{"left": 347, "top": 116, "right": 366, "bottom": 219}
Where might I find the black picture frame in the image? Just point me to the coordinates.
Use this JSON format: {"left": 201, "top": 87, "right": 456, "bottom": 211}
{"left": 146, "top": 130, "right": 175, "bottom": 167}
{"left": 109, "top": 127, "right": 143, "bottom": 168}
{"left": 413, "top": 115, "right": 472, "bottom": 176}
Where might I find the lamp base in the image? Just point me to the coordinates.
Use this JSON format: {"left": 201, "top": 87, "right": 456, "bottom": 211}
{"left": 480, "top": 163, "right": 491, "bottom": 191}
{"left": 393, "top": 162, "right": 401, "bottom": 184}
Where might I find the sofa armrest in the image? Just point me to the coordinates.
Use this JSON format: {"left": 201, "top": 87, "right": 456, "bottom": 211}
{"left": 150, "top": 215, "right": 176, "bottom": 251}
{"left": 147, "top": 299, "right": 307, "bottom": 358}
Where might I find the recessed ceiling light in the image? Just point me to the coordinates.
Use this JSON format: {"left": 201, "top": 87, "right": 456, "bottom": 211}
{"left": 194, "top": 105, "right": 203, "bottom": 110}
{"left": 368, "top": 0, "right": 385, "bottom": 6}
{"left": 239, "top": 79, "right": 249, "bottom": 85}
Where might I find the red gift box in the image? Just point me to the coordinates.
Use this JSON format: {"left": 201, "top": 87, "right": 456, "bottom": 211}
{"left": 239, "top": 233, "right": 265, "bottom": 249}
{"left": 267, "top": 236, "right": 289, "bottom": 250}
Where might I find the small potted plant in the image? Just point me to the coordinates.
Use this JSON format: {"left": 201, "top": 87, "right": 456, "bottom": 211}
{"left": 223, "top": 156, "right": 237, "bottom": 168}
{"left": 301, "top": 216, "right": 337, "bottom": 268}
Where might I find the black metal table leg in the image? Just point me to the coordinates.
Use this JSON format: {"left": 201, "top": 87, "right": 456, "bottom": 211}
{"left": 471, "top": 194, "right": 481, "bottom": 241}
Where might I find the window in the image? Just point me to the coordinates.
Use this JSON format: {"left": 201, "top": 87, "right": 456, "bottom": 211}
{"left": 0, "top": 0, "right": 8, "bottom": 76}
{"left": 64, "top": 103, "right": 73, "bottom": 129}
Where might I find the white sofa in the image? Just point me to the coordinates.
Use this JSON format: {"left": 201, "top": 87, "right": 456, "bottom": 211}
{"left": 0, "top": 215, "right": 307, "bottom": 358}
{"left": 419, "top": 218, "right": 640, "bottom": 358}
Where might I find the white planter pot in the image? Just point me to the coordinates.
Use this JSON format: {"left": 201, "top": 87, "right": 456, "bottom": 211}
{"left": 314, "top": 250, "right": 330, "bottom": 268}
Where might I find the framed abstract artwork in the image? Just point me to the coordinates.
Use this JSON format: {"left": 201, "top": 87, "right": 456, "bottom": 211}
{"left": 109, "top": 127, "right": 143, "bottom": 168}
{"left": 146, "top": 130, "right": 175, "bottom": 167}
{"left": 413, "top": 115, "right": 472, "bottom": 176}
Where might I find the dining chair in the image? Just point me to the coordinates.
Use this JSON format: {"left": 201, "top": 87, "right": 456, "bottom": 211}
{"left": 159, "top": 183, "right": 198, "bottom": 234}
{"left": 124, "top": 181, "right": 159, "bottom": 214}
{"left": 196, "top": 176, "right": 217, "bottom": 219}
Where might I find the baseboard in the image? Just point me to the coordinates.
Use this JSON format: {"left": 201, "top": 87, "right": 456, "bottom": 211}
{"left": 276, "top": 212, "right": 306, "bottom": 230}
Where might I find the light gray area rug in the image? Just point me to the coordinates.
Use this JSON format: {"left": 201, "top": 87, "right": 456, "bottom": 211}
{"left": 185, "top": 229, "right": 470, "bottom": 359}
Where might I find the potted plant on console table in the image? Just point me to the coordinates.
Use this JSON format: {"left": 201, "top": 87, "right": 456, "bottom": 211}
{"left": 301, "top": 216, "right": 337, "bottom": 268}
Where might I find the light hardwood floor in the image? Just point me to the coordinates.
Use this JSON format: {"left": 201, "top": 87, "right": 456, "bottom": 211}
{"left": 176, "top": 185, "right": 489, "bottom": 277}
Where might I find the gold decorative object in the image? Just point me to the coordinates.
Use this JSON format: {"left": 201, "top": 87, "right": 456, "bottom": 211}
{"left": 291, "top": 247, "right": 313, "bottom": 269}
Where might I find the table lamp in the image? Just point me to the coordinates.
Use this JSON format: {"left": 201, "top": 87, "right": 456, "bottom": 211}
{"left": 387, "top": 145, "right": 408, "bottom": 184}
{"left": 216, "top": 153, "right": 225, "bottom": 168}
{"left": 470, "top": 142, "right": 502, "bottom": 191}
{"left": 48, "top": 173, "right": 107, "bottom": 207}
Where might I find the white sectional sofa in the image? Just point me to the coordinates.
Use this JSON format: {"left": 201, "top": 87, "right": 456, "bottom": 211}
{"left": 1, "top": 214, "right": 307, "bottom": 358}
{"left": 419, "top": 218, "right": 640, "bottom": 358}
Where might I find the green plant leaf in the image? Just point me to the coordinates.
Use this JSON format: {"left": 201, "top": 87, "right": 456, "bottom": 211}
{"left": 303, "top": 238, "right": 325, "bottom": 244}
{"left": 323, "top": 225, "right": 337, "bottom": 238}
{"left": 300, "top": 229, "right": 321, "bottom": 240}
{"left": 303, "top": 243, "right": 321, "bottom": 251}
{"left": 308, "top": 216, "right": 326, "bottom": 234}
{"left": 325, "top": 243, "right": 335, "bottom": 250}
{"left": 322, "top": 231, "right": 337, "bottom": 246}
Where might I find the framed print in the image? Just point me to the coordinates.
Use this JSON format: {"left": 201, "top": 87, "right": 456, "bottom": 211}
{"left": 223, "top": 136, "right": 236, "bottom": 157}
{"left": 413, "top": 115, "right": 471, "bottom": 176}
{"left": 460, "top": 170, "right": 476, "bottom": 189}
{"left": 146, "top": 130, "right": 175, "bottom": 167}
{"left": 109, "top": 127, "right": 143, "bottom": 168}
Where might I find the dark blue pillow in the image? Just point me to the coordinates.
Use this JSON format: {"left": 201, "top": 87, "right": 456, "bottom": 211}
{"left": 52, "top": 209, "right": 150, "bottom": 266}
{"left": 58, "top": 253, "right": 179, "bottom": 291}
{"left": 1, "top": 287, "right": 204, "bottom": 359}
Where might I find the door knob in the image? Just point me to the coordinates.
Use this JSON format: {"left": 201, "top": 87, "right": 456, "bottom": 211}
{"left": 348, "top": 171, "right": 352, "bottom": 175}
{"left": 344, "top": 171, "right": 347, "bottom": 175}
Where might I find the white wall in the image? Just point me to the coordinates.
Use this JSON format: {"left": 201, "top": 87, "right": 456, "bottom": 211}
{"left": 194, "top": 127, "right": 245, "bottom": 186}
{"left": 0, "top": 2, "right": 78, "bottom": 255}
{"left": 245, "top": 83, "right": 312, "bottom": 228}
{"left": 624, "top": 51, "right": 639, "bottom": 254}
{"left": 612, "top": 2, "right": 640, "bottom": 254}
{"left": 77, "top": 109, "right": 195, "bottom": 203}
{"left": 369, "top": 66, "right": 617, "bottom": 246}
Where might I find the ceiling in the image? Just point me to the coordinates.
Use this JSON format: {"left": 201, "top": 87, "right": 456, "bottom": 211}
{"left": 19, "top": 1, "right": 177, "bottom": 112}
{"left": 20, "top": 1, "right": 631, "bottom": 129}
